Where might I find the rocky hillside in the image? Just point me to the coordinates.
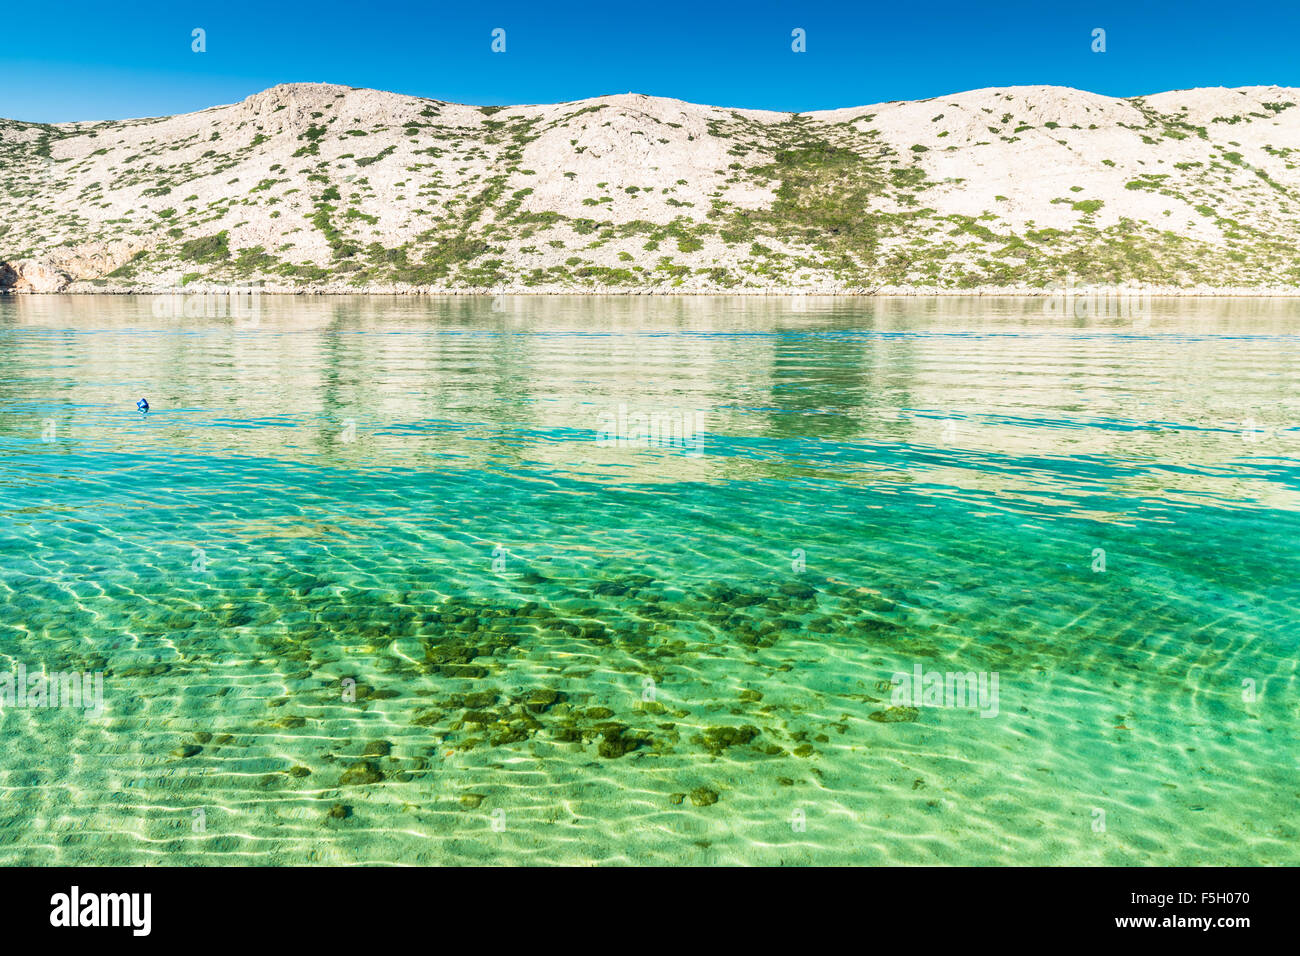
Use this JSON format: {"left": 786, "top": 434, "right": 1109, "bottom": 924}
{"left": 3, "top": 82, "right": 1300, "bottom": 293}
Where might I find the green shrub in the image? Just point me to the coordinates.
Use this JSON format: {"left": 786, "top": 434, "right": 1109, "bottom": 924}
{"left": 179, "top": 231, "right": 230, "bottom": 263}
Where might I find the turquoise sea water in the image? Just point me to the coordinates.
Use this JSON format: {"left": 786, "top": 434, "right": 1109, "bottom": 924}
{"left": 0, "top": 295, "right": 1296, "bottom": 865}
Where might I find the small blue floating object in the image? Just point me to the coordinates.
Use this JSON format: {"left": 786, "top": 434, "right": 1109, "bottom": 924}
{"left": 136, "top": 398, "right": 149, "bottom": 413}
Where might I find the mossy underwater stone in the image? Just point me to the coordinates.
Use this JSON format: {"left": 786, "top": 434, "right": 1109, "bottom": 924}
{"left": 339, "top": 760, "right": 385, "bottom": 785}
{"left": 523, "top": 688, "right": 562, "bottom": 713}
{"left": 412, "top": 708, "right": 443, "bottom": 727}
{"left": 869, "top": 706, "right": 920, "bottom": 723}
{"left": 778, "top": 582, "right": 818, "bottom": 600}
{"left": 490, "top": 726, "right": 530, "bottom": 746}
{"left": 441, "top": 665, "right": 489, "bottom": 679}
{"left": 693, "top": 724, "right": 760, "bottom": 755}
{"left": 689, "top": 787, "right": 719, "bottom": 807}
{"left": 551, "top": 723, "right": 584, "bottom": 743}
{"left": 597, "top": 724, "right": 652, "bottom": 758}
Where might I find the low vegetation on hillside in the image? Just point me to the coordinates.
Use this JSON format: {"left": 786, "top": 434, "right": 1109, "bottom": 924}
{"left": 3, "top": 83, "right": 1300, "bottom": 291}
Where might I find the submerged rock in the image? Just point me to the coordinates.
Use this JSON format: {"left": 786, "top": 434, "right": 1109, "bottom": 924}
{"left": 522, "top": 688, "right": 563, "bottom": 713}
{"left": 490, "top": 726, "right": 530, "bottom": 746}
{"left": 869, "top": 706, "right": 920, "bottom": 723}
{"left": 689, "top": 787, "right": 719, "bottom": 807}
{"left": 779, "top": 582, "right": 818, "bottom": 600}
{"left": 693, "top": 724, "right": 760, "bottom": 755}
{"left": 339, "top": 760, "right": 385, "bottom": 785}
{"left": 597, "top": 724, "right": 652, "bottom": 758}
{"left": 441, "top": 665, "right": 489, "bottom": 679}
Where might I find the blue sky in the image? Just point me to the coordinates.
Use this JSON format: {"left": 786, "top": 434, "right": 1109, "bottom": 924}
{"left": 3, "top": 1, "right": 1299, "bottom": 121}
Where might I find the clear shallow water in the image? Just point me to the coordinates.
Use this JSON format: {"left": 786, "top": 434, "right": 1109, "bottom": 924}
{"left": 0, "top": 295, "right": 1296, "bottom": 865}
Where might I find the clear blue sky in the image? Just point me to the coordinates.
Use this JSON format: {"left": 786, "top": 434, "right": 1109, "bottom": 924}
{"left": 3, "top": 0, "right": 1298, "bottom": 122}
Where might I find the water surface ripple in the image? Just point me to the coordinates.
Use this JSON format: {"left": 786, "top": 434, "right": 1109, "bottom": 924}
{"left": 0, "top": 295, "right": 1295, "bottom": 865}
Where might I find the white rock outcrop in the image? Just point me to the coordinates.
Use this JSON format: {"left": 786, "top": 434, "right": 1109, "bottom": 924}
{"left": 0, "top": 259, "right": 72, "bottom": 293}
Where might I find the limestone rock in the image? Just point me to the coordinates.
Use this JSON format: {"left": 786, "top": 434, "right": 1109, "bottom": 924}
{"left": 0, "top": 259, "right": 71, "bottom": 293}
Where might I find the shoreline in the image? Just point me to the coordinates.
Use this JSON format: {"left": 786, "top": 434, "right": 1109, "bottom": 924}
{"left": 8, "top": 286, "right": 1300, "bottom": 298}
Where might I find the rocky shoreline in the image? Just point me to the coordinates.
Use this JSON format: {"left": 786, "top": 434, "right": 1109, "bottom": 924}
{"left": 7, "top": 254, "right": 1300, "bottom": 299}
{"left": 7, "top": 280, "right": 1300, "bottom": 298}
{"left": 5, "top": 259, "right": 1300, "bottom": 298}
